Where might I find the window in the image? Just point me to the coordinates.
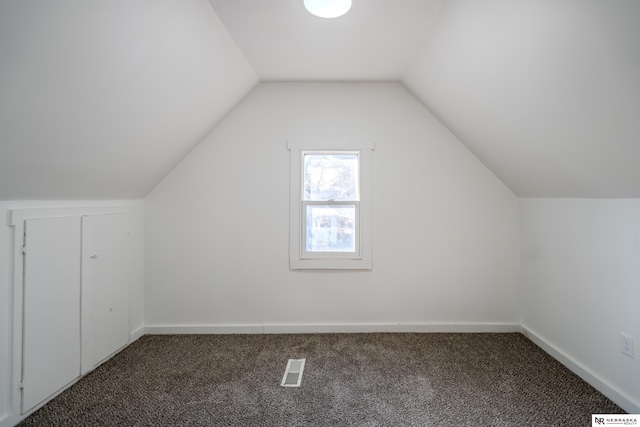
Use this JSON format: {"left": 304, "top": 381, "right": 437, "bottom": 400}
{"left": 288, "top": 140, "right": 374, "bottom": 269}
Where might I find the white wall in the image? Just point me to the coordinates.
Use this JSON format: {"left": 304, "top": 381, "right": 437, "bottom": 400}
{"left": 520, "top": 199, "right": 640, "bottom": 412}
{"left": 145, "top": 82, "right": 520, "bottom": 331}
{"left": 0, "top": 200, "right": 144, "bottom": 424}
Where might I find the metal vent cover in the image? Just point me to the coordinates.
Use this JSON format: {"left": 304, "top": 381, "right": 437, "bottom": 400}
{"left": 281, "top": 358, "right": 306, "bottom": 387}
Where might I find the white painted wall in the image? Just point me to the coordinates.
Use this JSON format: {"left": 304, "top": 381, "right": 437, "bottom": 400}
{"left": 0, "top": 200, "right": 144, "bottom": 425}
{"left": 520, "top": 199, "right": 640, "bottom": 412}
{"left": 145, "top": 82, "right": 520, "bottom": 330}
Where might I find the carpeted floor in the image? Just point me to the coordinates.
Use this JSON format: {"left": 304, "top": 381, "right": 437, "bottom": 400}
{"left": 19, "top": 333, "right": 623, "bottom": 426}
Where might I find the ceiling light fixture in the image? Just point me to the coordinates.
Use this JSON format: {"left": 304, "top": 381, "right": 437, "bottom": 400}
{"left": 304, "top": 0, "right": 352, "bottom": 18}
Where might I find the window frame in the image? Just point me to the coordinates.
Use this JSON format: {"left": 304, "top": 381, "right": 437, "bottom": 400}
{"left": 288, "top": 140, "right": 374, "bottom": 270}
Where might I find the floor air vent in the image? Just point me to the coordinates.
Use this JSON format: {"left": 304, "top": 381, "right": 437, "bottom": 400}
{"left": 281, "top": 358, "right": 306, "bottom": 387}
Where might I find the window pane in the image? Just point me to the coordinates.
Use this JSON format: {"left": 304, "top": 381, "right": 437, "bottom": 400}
{"left": 306, "top": 205, "right": 356, "bottom": 252}
{"left": 303, "top": 154, "right": 359, "bottom": 201}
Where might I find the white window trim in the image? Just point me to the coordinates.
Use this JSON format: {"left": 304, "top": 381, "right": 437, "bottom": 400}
{"left": 288, "top": 139, "right": 374, "bottom": 270}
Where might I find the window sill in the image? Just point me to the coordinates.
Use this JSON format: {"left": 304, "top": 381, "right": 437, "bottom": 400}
{"left": 289, "top": 258, "right": 372, "bottom": 270}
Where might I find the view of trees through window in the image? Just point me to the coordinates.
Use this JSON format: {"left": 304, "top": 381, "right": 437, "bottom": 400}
{"left": 303, "top": 154, "right": 358, "bottom": 201}
{"left": 303, "top": 153, "right": 359, "bottom": 252}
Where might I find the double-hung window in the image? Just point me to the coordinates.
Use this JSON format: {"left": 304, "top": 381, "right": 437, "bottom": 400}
{"left": 288, "top": 140, "right": 374, "bottom": 269}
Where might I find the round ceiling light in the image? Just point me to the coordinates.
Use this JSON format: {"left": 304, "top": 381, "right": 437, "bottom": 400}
{"left": 304, "top": 0, "right": 352, "bottom": 18}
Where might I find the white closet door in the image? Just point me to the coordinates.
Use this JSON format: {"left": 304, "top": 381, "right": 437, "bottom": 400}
{"left": 81, "top": 214, "right": 130, "bottom": 374}
{"left": 22, "top": 217, "right": 81, "bottom": 413}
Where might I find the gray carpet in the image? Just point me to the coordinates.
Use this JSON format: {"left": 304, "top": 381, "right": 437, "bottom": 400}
{"left": 19, "top": 333, "right": 623, "bottom": 426}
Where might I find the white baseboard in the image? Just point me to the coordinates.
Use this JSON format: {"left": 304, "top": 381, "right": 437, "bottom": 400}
{"left": 265, "top": 322, "right": 522, "bottom": 334}
{"left": 0, "top": 376, "right": 82, "bottom": 427}
{"left": 145, "top": 324, "right": 264, "bottom": 334}
{"left": 144, "top": 322, "right": 522, "bottom": 335}
{"left": 0, "top": 413, "right": 16, "bottom": 427}
{"left": 129, "top": 326, "right": 145, "bottom": 343}
{"left": 522, "top": 325, "right": 640, "bottom": 414}
{"left": 0, "top": 413, "right": 12, "bottom": 427}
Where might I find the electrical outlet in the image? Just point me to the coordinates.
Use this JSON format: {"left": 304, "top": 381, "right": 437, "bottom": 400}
{"left": 621, "top": 333, "right": 634, "bottom": 358}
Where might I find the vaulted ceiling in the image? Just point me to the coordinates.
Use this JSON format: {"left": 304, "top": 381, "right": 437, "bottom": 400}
{"left": 0, "top": 0, "right": 258, "bottom": 199}
{"left": 1, "top": 0, "right": 639, "bottom": 199}
{"left": 403, "top": 0, "right": 640, "bottom": 197}
{"left": 208, "top": 0, "right": 443, "bottom": 81}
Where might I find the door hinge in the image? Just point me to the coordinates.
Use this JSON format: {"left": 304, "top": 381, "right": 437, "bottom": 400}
{"left": 19, "top": 379, "right": 24, "bottom": 390}
{"left": 21, "top": 246, "right": 26, "bottom": 255}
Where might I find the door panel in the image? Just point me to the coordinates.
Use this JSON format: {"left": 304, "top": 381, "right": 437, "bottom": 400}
{"left": 81, "top": 214, "right": 129, "bottom": 374}
{"left": 22, "top": 217, "right": 81, "bottom": 413}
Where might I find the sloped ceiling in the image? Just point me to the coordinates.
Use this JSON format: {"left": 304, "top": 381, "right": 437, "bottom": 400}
{"left": 1, "top": 0, "right": 638, "bottom": 199}
{"left": 208, "top": 0, "right": 442, "bottom": 80}
{"left": 208, "top": 0, "right": 640, "bottom": 198}
{"left": 0, "top": 0, "right": 257, "bottom": 199}
{"left": 403, "top": 0, "right": 640, "bottom": 197}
